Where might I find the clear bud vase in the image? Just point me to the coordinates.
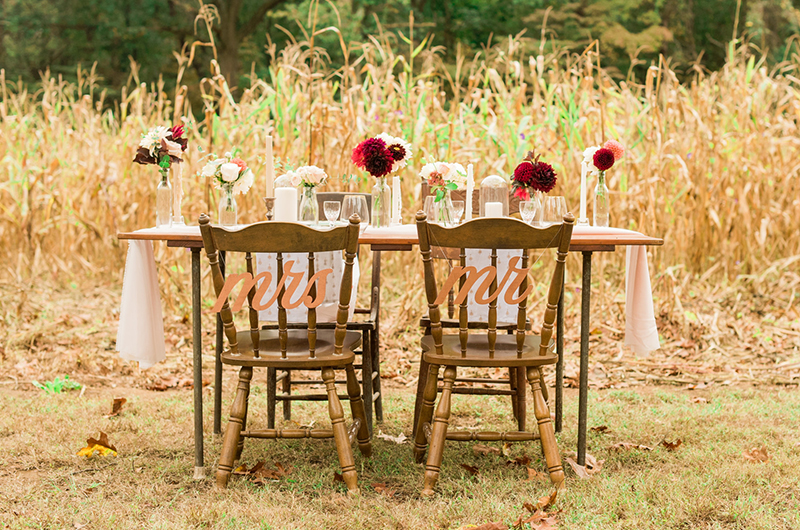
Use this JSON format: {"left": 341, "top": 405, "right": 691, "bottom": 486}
{"left": 437, "top": 189, "right": 455, "bottom": 226}
{"left": 219, "top": 185, "right": 238, "bottom": 226}
{"left": 156, "top": 169, "right": 172, "bottom": 228}
{"left": 298, "top": 186, "right": 319, "bottom": 224}
{"left": 371, "top": 176, "right": 391, "bottom": 228}
{"left": 593, "top": 170, "right": 609, "bottom": 227}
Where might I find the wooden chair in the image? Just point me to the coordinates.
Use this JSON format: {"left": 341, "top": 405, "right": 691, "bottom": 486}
{"left": 415, "top": 183, "right": 529, "bottom": 434}
{"left": 261, "top": 192, "right": 383, "bottom": 430}
{"left": 412, "top": 211, "right": 573, "bottom": 495}
{"left": 199, "top": 213, "right": 372, "bottom": 493}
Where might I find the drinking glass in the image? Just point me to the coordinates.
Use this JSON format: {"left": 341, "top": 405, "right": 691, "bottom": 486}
{"left": 341, "top": 195, "right": 370, "bottom": 232}
{"left": 543, "top": 196, "right": 568, "bottom": 226}
{"left": 423, "top": 196, "right": 438, "bottom": 222}
{"left": 451, "top": 200, "right": 465, "bottom": 224}
{"left": 519, "top": 200, "right": 538, "bottom": 225}
{"left": 323, "top": 201, "right": 341, "bottom": 227}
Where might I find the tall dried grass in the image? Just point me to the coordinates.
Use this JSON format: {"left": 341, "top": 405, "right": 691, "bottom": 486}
{"left": 1, "top": 17, "right": 799, "bottom": 328}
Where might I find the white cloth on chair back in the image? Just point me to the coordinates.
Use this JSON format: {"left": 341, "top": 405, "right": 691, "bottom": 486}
{"left": 256, "top": 251, "right": 359, "bottom": 323}
{"left": 463, "top": 248, "right": 523, "bottom": 323}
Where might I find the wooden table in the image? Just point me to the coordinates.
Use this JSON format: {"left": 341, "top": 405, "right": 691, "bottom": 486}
{"left": 118, "top": 225, "right": 662, "bottom": 475}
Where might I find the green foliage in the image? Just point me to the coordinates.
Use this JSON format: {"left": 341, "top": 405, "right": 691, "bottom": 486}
{"left": 32, "top": 375, "right": 82, "bottom": 394}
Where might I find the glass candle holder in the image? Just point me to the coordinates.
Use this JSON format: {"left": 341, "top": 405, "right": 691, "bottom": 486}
{"left": 479, "top": 175, "right": 509, "bottom": 217}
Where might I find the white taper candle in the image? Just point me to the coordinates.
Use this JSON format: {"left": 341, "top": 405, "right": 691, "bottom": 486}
{"left": 466, "top": 163, "right": 474, "bottom": 220}
{"left": 265, "top": 135, "right": 275, "bottom": 197}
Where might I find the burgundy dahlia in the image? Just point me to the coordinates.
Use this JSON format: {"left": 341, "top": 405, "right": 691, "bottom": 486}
{"left": 530, "top": 161, "right": 557, "bottom": 193}
{"left": 387, "top": 143, "right": 407, "bottom": 162}
{"left": 513, "top": 162, "right": 534, "bottom": 186}
{"left": 352, "top": 138, "right": 393, "bottom": 178}
{"left": 593, "top": 148, "right": 615, "bottom": 172}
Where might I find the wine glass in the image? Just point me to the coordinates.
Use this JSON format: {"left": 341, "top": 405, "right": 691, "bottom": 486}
{"left": 519, "top": 200, "right": 538, "bottom": 225}
{"left": 543, "top": 196, "right": 568, "bottom": 226}
{"left": 323, "top": 201, "right": 341, "bottom": 228}
{"left": 451, "top": 200, "right": 465, "bottom": 225}
{"left": 341, "top": 195, "right": 370, "bottom": 232}
{"left": 423, "top": 196, "right": 438, "bottom": 223}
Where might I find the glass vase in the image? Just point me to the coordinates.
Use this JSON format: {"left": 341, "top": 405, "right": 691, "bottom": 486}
{"left": 371, "top": 176, "right": 392, "bottom": 228}
{"left": 156, "top": 169, "right": 172, "bottom": 228}
{"left": 298, "top": 186, "right": 319, "bottom": 224}
{"left": 593, "top": 170, "right": 609, "bottom": 227}
{"left": 436, "top": 189, "right": 455, "bottom": 226}
{"left": 219, "top": 185, "right": 238, "bottom": 226}
{"left": 533, "top": 190, "right": 544, "bottom": 226}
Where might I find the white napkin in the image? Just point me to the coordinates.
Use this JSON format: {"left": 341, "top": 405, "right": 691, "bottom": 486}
{"left": 625, "top": 245, "right": 660, "bottom": 356}
{"left": 116, "top": 240, "right": 165, "bottom": 369}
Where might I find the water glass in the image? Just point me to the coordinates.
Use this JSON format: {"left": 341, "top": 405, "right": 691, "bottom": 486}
{"left": 423, "top": 196, "right": 438, "bottom": 222}
{"left": 451, "top": 200, "right": 465, "bottom": 224}
{"left": 519, "top": 200, "right": 538, "bottom": 225}
{"left": 323, "top": 201, "right": 341, "bottom": 227}
{"left": 543, "top": 196, "right": 568, "bottom": 226}
{"left": 341, "top": 195, "right": 370, "bottom": 232}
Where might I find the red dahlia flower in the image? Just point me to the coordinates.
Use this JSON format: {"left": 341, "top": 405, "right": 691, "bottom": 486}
{"left": 593, "top": 148, "right": 615, "bottom": 172}
{"left": 352, "top": 138, "right": 393, "bottom": 178}
{"left": 529, "top": 161, "right": 557, "bottom": 193}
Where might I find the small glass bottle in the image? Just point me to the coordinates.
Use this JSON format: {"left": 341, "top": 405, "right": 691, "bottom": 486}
{"left": 219, "top": 185, "right": 238, "bottom": 226}
{"left": 155, "top": 169, "right": 172, "bottom": 228}
{"left": 371, "top": 176, "right": 392, "bottom": 227}
{"left": 298, "top": 186, "right": 319, "bottom": 224}
{"left": 593, "top": 170, "right": 609, "bottom": 227}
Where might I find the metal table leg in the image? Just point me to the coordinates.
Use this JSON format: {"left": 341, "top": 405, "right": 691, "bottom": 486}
{"left": 368, "top": 250, "right": 382, "bottom": 428}
{"left": 555, "top": 280, "right": 564, "bottom": 433}
{"left": 577, "top": 251, "right": 592, "bottom": 466}
{"left": 191, "top": 248, "right": 206, "bottom": 479}
{"left": 213, "top": 251, "right": 225, "bottom": 435}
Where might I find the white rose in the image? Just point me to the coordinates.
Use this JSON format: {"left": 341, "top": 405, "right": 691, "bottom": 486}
{"left": 220, "top": 162, "right": 241, "bottom": 182}
{"left": 233, "top": 169, "right": 254, "bottom": 195}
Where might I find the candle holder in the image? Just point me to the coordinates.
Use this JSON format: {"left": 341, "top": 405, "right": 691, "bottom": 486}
{"left": 263, "top": 197, "right": 275, "bottom": 220}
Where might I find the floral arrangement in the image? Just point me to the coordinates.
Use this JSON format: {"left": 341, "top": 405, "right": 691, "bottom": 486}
{"left": 583, "top": 139, "right": 625, "bottom": 173}
{"left": 199, "top": 152, "right": 254, "bottom": 195}
{"left": 285, "top": 165, "right": 328, "bottom": 188}
{"left": 419, "top": 161, "right": 467, "bottom": 202}
{"left": 351, "top": 133, "right": 412, "bottom": 177}
{"left": 512, "top": 151, "right": 558, "bottom": 200}
{"left": 133, "top": 125, "right": 188, "bottom": 171}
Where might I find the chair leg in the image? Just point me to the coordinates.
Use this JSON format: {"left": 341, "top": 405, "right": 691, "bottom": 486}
{"left": 516, "top": 367, "right": 527, "bottom": 431}
{"left": 422, "top": 365, "right": 456, "bottom": 497}
{"left": 412, "top": 357, "right": 431, "bottom": 438}
{"left": 527, "top": 366, "right": 565, "bottom": 488}
{"left": 372, "top": 327, "right": 383, "bottom": 423}
{"left": 235, "top": 385, "right": 249, "bottom": 460}
{"left": 322, "top": 367, "right": 359, "bottom": 495}
{"left": 509, "top": 367, "right": 519, "bottom": 422}
{"left": 216, "top": 366, "right": 252, "bottom": 489}
{"left": 413, "top": 362, "right": 440, "bottom": 463}
{"left": 282, "top": 369, "right": 292, "bottom": 421}
{"left": 267, "top": 367, "right": 276, "bottom": 429}
{"left": 345, "top": 363, "right": 373, "bottom": 457}
{"left": 361, "top": 329, "right": 374, "bottom": 431}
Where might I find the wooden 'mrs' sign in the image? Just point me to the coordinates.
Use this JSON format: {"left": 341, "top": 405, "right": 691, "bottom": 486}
{"left": 211, "top": 260, "right": 334, "bottom": 312}
{"left": 435, "top": 256, "right": 533, "bottom": 306}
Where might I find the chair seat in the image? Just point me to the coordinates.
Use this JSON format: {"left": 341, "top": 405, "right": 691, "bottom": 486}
{"left": 421, "top": 334, "right": 557, "bottom": 367}
{"left": 419, "top": 317, "right": 522, "bottom": 330}
{"left": 222, "top": 329, "right": 361, "bottom": 368}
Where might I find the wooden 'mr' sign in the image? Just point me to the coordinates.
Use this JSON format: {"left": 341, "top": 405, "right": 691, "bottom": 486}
{"left": 211, "top": 260, "right": 334, "bottom": 312}
{"left": 435, "top": 256, "right": 533, "bottom": 305}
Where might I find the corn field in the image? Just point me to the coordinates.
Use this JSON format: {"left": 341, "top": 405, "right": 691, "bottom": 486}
{"left": 1, "top": 22, "right": 799, "bottom": 338}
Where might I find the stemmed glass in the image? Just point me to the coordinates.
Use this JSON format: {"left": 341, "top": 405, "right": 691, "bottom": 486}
{"left": 451, "top": 200, "right": 465, "bottom": 225}
{"left": 323, "top": 201, "right": 341, "bottom": 228}
{"left": 519, "top": 200, "right": 538, "bottom": 225}
{"left": 542, "top": 196, "right": 568, "bottom": 227}
{"left": 340, "top": 195, "right": 370, "bottom": 233}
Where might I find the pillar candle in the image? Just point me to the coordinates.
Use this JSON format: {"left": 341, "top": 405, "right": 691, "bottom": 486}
{"left": 579, "top": 160, "right": 588, "bottom": 224}
{"left": 274, "top": 187, "right": 297, "bottom": 221}
{"left": 392, "top": 176, "right": 401, "bottom": 224}
{"left": 485, "top": 201, "right": 503, "bottom": 218}
{"left": 465, "top": 163, "right": 474, "bottom": 220}
{"left": 265, "top": 135, "right": 275, "bottom": 197}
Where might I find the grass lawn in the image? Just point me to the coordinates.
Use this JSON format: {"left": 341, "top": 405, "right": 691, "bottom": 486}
{"left": 1, "top": 379, "right": 799, "bottom": 529}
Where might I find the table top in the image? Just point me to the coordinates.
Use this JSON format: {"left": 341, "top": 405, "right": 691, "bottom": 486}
{"left": 117, "top": 223, "right": 663, "bottom": 252}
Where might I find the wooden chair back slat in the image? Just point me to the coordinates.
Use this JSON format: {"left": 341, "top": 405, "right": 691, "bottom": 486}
{"left": 198, "top": 214, "right": 361, "bottom": 360}
{"left": 415, "top": 212, "right": 575, "bottom": 357}
{"left": 307, "top": 252, "right": 317, "bottom": 358}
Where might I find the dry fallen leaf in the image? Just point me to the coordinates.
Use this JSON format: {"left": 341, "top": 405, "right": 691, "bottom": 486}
{"left": 526, "top": 467, "right": 548, "bottom": 482}
{"left": 377, "top": 432, "right": 408, "bottom": 444}
{"left": 473, "top": 444, "right": 502, "bottom": 456}
{"left": 146, "top": 376, "right": 210, "bottom": 391}
{"left": 333, "top": 471, "right": 344, "bottom": 483}
{"left": 743, "top": 446, "right": 769, "bottom": 463}
{"left": 371, "top": 482, "right": 397, "bottom": 498}
{"left": 590, "top": 425, "right": 611, "bottom": 434}
{"left": 460, "top": 463, "right": 480, "bottom": 476}
{"left": 506, "top": 454, "right": 532, "bottom": 467}
{"left": 536, "top": 489, "right": 559, "bottom": 511}
{"left": 105, "top": 397, "right": 127, "bottom": 417}
{"left": 76, "top": 432, "right": 118, "bottom": 457}
{"left": 661, "top": 439, "right": 683, "bottom": 451}
{"left": 565, "top": 452, "right": 604, "bottom": 479}
{"left": 608, "top": 442, "right": 654, "bottom": 452}
{"left": 690, "top": 397, "right": 709, "bottom": 404}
